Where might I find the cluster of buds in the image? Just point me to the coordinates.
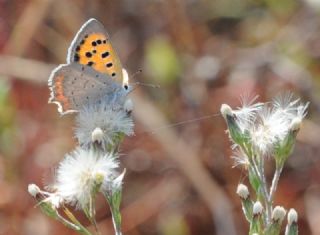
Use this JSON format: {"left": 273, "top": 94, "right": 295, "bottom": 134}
{"left": 222, "top": 94, "right": 308, "bottom": 235}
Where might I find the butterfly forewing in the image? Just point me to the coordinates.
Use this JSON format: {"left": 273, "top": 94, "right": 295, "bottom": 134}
{"left": 67, "top": 18, "right": 123, "bottom": 83}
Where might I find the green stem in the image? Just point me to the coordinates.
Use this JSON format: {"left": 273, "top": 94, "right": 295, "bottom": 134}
{"left": 269, "top": 166, "right": 283, "bottom": 204}
{"left": 258, "top": 156, "right": 271, "bottom": 224}
{"left": 60, "top": 209, "right": 93, "bottom": 235}
{"left": 251, "top": 156, "right": 270, "bottom": 225}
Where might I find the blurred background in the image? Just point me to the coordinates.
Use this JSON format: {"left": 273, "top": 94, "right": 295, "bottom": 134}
{"left": 0, "top": 0, "right": 320, "bottom": 234}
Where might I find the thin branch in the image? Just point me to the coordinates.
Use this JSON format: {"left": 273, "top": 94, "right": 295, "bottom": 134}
{"left": 269, "top": 166, "right": 283, "bottom": 204}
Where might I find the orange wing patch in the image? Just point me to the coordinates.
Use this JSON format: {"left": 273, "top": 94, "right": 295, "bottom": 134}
{"left": 51, "top": 75, "right": 72, "bottom": 112}
{"left": 73, "top": 33, "right": 122, "bottom": 80}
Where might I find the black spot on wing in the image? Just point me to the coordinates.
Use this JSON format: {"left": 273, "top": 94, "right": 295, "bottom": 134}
{"left": 87, "top": 61, "right": 94, "bottom": 66}
{"left": 85, "top": 52, "right": 92, "bottom": 58}
{"left": 102, "top": 52, "right": 109, "bottom": 58}
{"left": 106, "top": 63, "right": 113, "bottom": 68}
{"left": 74, "top": 54, "right": 80, "bottom": 62}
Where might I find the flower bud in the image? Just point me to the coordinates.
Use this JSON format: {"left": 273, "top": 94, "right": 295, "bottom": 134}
{"left": 220, "top": 104, "right": 246, "bottom": 146}
{"left": 250, "top": 201, "right": 263, "bottom": 234}
{"left": 220, "top": 104, "right": 233, "bottom": 120}
{"left": 28, "top": 184, "right": 41, "bottom": 197}
{"left": 237, "top": 184, "right": 253, "bottom": 222}
{"left": 237, "top": 184, "right": 249, "bottom": 199}
{"left": 93, "top": 171, "right": 105, "bottom": 192}
{"left": 272, "top": 206, "right": 286, "bottom": 222}
{"left": 274, "top": 119, "right": 299, "bottom": 168}
{"left": 287, "top": 209, "right": 298, "bottom": 225}
{"left": 91, "top": 127, "right": 104, "bottom": 144}
{"left": 290, "top": 118, "right": 301, "bottom": 132}
{"left": 265, "top": 206, "right": 287, "bottom": 235}
{"left": 285, "top": 209, "right": 298, "bottom": 235}
{"left": 253, "top": 201, "right": 263, "bottom": 215}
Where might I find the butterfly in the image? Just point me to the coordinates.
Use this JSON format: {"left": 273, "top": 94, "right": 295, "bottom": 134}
{"left": 48, "top": 18, "right": 130, "bottom": 115}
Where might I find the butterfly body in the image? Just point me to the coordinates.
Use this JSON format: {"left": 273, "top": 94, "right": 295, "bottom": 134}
{"left": 49, "top": 18, "right": 129, "bottom": 115}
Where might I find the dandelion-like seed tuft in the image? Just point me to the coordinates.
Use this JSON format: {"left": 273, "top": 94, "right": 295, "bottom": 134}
{"left": 50, "top": 147, "right": 119, "bottom": 209}
{"left": 75, "top": 100, "right": 134, "bottom": 149}
{"left": 223, "top": 93, "right": 308, "bottom": 156}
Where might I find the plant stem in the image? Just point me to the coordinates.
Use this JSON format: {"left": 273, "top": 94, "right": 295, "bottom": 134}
{"left": 251, "top": 156, "right": 271, "bottom": 224}
{"left": 258, "top": 156, "right": 272, "bottom": 224}
{"left": 56, "top": 211, "right": 92, "bottom": 235}
{"left": 269, "top": 166, "right": 283, "bottom": 204}
{"left": 63, "top": 208, "right": 93, "bottom": 235}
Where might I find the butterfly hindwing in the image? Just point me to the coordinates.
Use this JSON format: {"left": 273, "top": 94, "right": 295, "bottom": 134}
{"left": 67, "top": 18, "right": 123, "bottom": 82}
{"left": 49, "top": 63, "right": 124, "bottom": 115}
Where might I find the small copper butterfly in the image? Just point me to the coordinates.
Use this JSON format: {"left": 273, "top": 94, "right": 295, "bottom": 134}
{"left": 48, "top": 18, "right": 130, "bottom": 115}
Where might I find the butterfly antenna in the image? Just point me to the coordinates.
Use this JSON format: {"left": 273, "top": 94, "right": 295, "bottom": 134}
{"left": 131, "top": 69, "right": 143, "bottom": 79}
{"left": 134, "top": 82, "right": 160, "bottom": 89}
{"left": 129, "top": 69, "right": 160, "bottom": 89}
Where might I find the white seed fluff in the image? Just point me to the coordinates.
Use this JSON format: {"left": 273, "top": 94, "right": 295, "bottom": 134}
{"left": 52, "top": 147, "right": 119, "bottom": 209}
{"left": 75, "top": 101, "right": 134, "bottom": 149}
{"left": 229, "top": 93, "right": 308, "bottom": 156}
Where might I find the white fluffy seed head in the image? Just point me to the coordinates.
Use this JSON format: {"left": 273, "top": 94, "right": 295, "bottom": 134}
{"left": 51, "top": 148, "right": 119, "bottom": 209}
{"left": 236, "top": 184, "right": 249, "bottom": 199}
{"left": 91, "top": 127, "right": 104, "bottom": 144}
{"left": 288, "top": 208, "right": 298, "bottom": 225}
{"left": 220, "top": 104, "right": 233, "bottom": 119}
{"left": 253, "top": 201, "right": 263, "bottom": 215}
{"left": 75, "top": 101, "right": 134, "bottom": 149}
{"left": 124, "top": 99, "right": 133, "bottom": 114}
{"left": 28, "top": 184, "right": 41, "bottom": 197}
{"left": 272, "top": 206, "right": 286, "bottom": 221}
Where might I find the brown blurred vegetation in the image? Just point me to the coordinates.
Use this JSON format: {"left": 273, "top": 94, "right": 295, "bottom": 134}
{"left": 0, "top": 0, "right": 320, "bottom": 234}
